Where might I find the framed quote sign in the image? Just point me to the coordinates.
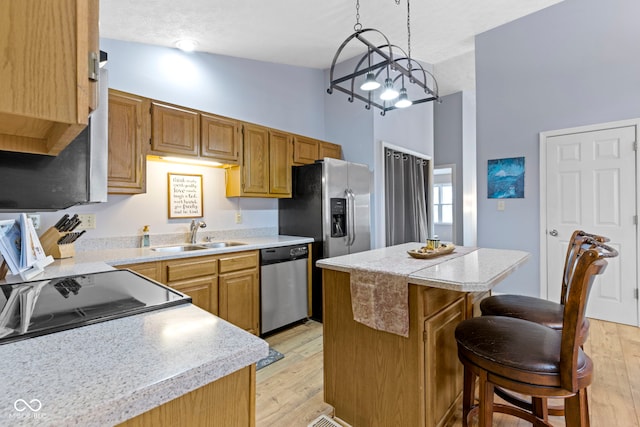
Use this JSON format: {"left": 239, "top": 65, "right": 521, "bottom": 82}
{"left": 168, "top": 173, "right": 203, "bottom": 218}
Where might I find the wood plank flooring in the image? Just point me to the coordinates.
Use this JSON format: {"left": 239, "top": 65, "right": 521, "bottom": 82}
{"left": 255, "top": 319, "right": 640, "bottom": 427}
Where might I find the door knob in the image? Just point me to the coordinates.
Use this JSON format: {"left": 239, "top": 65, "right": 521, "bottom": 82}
{"left": 549, "top": 229, "right": 559, "bottom": 236}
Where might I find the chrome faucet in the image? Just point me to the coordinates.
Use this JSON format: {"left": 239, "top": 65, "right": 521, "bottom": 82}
{"left": 189, "top": 220, "right": 207, "bottom": 244}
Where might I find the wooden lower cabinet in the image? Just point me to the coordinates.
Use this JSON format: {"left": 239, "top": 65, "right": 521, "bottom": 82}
{"left": 323, "top": 269, "right": 473, "bottom": 427}
{"left": 117, "top": 250, "right": 259, "bottom": 333}
{"left": 169, "top": 276, "right": 218, "bottom": 315}
{"left": 117, "top": 365, "right": 256, "bottom": 427}
{"left": 162, "top": 255, "right": 218, "bottom": 316}
{"left": 424, "top": 298, "right": 465, "bottom": 427}
{"left": 219, "top": 251, "right": 260, "bottom": 335}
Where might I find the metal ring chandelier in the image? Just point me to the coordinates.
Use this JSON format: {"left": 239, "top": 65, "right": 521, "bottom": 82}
{"left": 327, "top": 0, "right": 439, "bottom": 115}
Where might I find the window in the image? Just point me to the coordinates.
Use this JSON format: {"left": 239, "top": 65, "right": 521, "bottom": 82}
{"left": 433, "top": 183, "right": 453, "bottom": 224}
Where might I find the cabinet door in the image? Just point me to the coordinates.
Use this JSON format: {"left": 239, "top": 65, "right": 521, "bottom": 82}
{"left": 219, "top": 268, "right": 259, "bottom": 335}
{"left": 151, "top": 102, "right": 199, "bottom": 156}
{"left": 292, "top": 136, "right": 319, "bottom": 165}
{"left": 0, "top": 0, "right": 98, "bottom": 155}
{"left": 424, "top": 297, "right": 465, "bottom": 427}
{"left": 319, "top": 141, "right": 342, "bottom": 160}
{"left": 170, "top": 276, "right": 218, "bottom": 315}
{"left": 269, "top": 130, "right": 292, "bottom": 196}
{"left": 108, "top": 90, "right": 149, "bottom": 194}
{"left": 201, "top": 113, "right": 240, "bottom": 163}
{"left": 242, "top": 124, "right": 269, "bottom": 194}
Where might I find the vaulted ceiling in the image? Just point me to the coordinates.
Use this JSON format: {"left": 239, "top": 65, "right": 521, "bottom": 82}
{"left": 100, "top": 0, "right": 563, "bottom": 95}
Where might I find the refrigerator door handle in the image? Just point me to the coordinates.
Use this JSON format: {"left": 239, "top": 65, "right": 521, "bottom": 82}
{"left": 347, "top": 189, "right": 356, "bottom": 246}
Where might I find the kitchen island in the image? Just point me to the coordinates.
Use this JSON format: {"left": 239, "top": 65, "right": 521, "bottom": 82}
{"left": 317, "top": 243, "right": 530, "bottom": 427}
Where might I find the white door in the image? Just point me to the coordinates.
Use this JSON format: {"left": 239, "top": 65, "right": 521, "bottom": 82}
{"left": 544, "top": 123, "right": 638, "bottom": 326}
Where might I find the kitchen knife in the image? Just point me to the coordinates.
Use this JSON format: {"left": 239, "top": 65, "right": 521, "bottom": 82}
{"left": 57, "top": 230, "right": 86, "bottom": 245}
{"left": 67, "top": 217, "right": 82, "bottom": 232}
{"left": 68, "top": 230, "right": 85, "bottom": 243}
{"left": 60, "top": 214, "right": 79, "bottom": 232}
{"left": 54, "top": 214, "right": 69, "bottom": 231}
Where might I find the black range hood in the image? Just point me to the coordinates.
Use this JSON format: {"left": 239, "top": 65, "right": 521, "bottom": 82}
{"left": 0, "top": 63, "right": 108, "bottom": 212}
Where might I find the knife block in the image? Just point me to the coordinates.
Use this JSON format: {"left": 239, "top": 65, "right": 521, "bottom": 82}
{"left": 40, "top": 227, "right": 75, "bottom": 259}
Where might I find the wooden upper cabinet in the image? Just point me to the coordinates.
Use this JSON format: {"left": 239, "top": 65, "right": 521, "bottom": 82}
{"left": 319, "top": 141, "right": 342, "bottom": 160}
{"left": 269, "top": 130, "right": 292, "bottom": 195}
{"left": 200, "top": 113, "right": 240, "bottom": 163}
{"left": 293, "top": 136, "right": 319, "bottom": 165}
{"left": 0, "top": 0, "right": 99, "bottom": 155}
{"left": 293, "top": 135, "right": 343, "bottom": 165}
{"left": 151, "top": 102, "right": 199, "bottom": 156}
{"left": 240, "top": 123, "right": 270, "bottom": 194}
{"left": 226, "top": 124, "right": 293, "bottom": 198}
{"left": 108, "top": 90, "right": 149, "bottom": 194}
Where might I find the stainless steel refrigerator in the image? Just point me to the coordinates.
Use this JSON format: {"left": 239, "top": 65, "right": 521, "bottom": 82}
{"left": 278, "top": 158, "right": 371, "bottom": 321}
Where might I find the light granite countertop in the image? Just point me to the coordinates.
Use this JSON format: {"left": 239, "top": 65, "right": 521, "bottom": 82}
{"left": 74, "top": 234, "right": 314, "bottom": 266}
{"left": 1, "top": 235, "right": 313, "bottom": 284}
{"left": 0, "top": 235, "right": 310, "bottom": 425}
{"left": 317, "top": 242, "right": 530, "bottom": 292}
{"left": 0, "top": 303, "right": 268, "bottom": 426}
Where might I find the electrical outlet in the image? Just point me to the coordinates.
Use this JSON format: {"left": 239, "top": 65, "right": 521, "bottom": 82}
{"left": 235, "top": 212, "right": 242, "bottom": 224}
{"left": 28, "top": 214, "right": 41, "bottom": 230}
{"left": 77, "top": 214, "right": 96, "bottom": 230}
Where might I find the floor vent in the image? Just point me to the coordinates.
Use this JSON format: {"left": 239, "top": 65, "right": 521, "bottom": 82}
{"left": 308, "top": 414, "right": 343, "bottom": 427}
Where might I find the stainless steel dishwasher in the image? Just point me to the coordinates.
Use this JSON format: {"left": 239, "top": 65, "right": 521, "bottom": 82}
{"left": 260, "top": 244, "right": 308, "bottom": 335}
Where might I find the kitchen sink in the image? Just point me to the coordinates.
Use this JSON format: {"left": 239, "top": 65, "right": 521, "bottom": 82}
{"left": 151, "top": 242, "right": 248, "bottom": 252}
{"left": 151, "top": 245, "right": 208, "bottom": 252}
{"left": 201, "top": 241, "right": 247, "bottom": 249}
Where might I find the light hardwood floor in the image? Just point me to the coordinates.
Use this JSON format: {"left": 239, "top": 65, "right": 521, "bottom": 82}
{"left": 256, "top": 318, "right": 640, "bottom": 427}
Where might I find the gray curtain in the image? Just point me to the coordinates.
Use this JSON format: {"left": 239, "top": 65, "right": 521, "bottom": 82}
{"left": 384, "top": 147, "right": 431, "bottom": 246}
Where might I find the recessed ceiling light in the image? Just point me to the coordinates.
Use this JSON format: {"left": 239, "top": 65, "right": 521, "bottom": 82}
{"left": 175, "top": 39, "right": 198, "bottom": 52}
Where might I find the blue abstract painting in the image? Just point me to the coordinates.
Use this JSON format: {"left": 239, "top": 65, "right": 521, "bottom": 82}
{"left": 487, "top": 157, "right": 525, "bottom": 199}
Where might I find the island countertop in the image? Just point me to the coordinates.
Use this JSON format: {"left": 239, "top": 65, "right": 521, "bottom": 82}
{"left": 0, "top": 303, "right": 268, "bottom": 426}
{"left": 316, "top": 242, "right": 530, "bottom": 292}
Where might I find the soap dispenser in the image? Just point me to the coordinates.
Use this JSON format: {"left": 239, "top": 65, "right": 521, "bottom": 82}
{"left": 141, "top": 225, "right": 150, "bottom": 247}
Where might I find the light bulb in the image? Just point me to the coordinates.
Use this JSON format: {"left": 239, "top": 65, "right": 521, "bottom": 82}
{"left": 175, "top": 39, "right": 198, "bottom": 52}
{"left": 360, "top": 73, "right": 381, "bottom": 91}
{"left": 394, "top": 88, "right": 412, "bottom": 108}
{"left": 379, "top": 78, "right": 399, "bottom": 101}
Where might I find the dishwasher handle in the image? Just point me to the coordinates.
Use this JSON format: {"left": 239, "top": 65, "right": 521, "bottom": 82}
{"left": 260, "top": 245, "right": 309, "bottom": 265}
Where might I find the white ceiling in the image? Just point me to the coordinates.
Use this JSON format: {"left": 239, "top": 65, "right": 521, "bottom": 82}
{"left": 100, "top": 0, "right": 563, "bottom": 96}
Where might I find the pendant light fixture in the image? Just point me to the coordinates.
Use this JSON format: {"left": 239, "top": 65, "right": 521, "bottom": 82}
{"left": 327, "top": 0, "right": 439, "bottom": 115}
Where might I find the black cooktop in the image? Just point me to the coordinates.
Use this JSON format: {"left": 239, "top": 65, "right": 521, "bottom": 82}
{"left": 0, "top": 269, "right": 191, "bottom": 345}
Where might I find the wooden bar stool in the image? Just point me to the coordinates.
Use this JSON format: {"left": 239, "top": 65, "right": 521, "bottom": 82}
{"left": 455, "top": 238, "right": 618, "bottom": 427}
{"left": 480, "top": 230, "right": 607, "bottom": 337}
{"left": 479, "top": 230, "right": 608, "bottom": 415}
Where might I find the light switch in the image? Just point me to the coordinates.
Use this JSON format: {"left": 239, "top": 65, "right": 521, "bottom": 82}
{"left": 497, "top": 200, "right": 505, "bottom": 211}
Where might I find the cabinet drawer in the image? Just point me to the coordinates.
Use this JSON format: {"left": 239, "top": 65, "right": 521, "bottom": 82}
{"left": 164, "top": 256, "right": 218, "bottom": 282}
{"left": 422, "top": 287, "right": 464, "bottom": 318}
{"left": 219, "top": 251, "right": 259, "bottom": 274}
{"left": 118, "top": 261, "right": 161, "bottom": 282}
